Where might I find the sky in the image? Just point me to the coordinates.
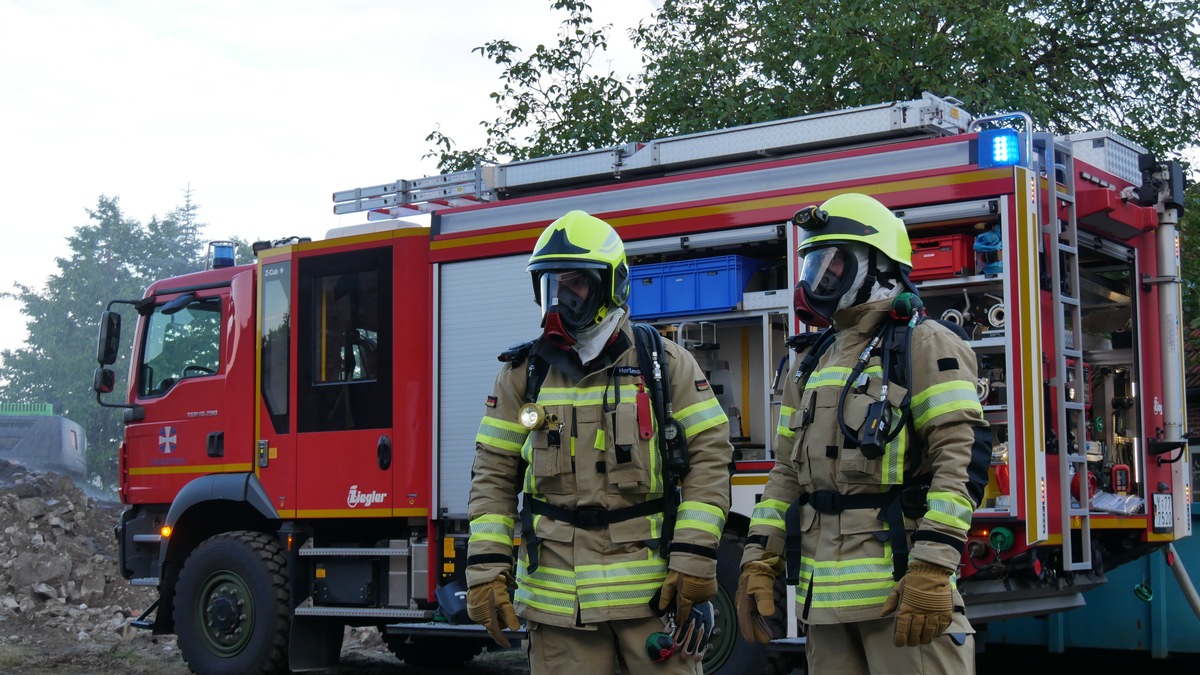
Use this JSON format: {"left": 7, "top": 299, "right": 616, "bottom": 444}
{"left": 0, "top": 0, "right": 657, "bottom": 358}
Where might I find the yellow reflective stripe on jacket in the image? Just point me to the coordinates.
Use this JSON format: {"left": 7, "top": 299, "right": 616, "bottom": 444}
{"left": 469, "top": 514, "right": 515, "bottom": 547}
{"left": 804, "top": 364, "right": 882, "bottom": 391}
{"left": 806, "top": 366, "right": 852, "bottom": 389}
{"left": 749, "top": 498, "right": 789, "bottom": 533}
{"left": 776, "top": 405, "right": 796, "bottom": 439}
{"left": 675, "top": 500, "right": 726, "bottom": 538}
{"left": 477, "top": 417, "right": 530, "bottom": 453}
{"left": 924, "top": 491, "right": 975, "bottom": 530}
{"left": 676, "top": 397, "right": 728, "bottom": 438}
{"left": 576, "top": 557, "right": 669, "bottom": 585}
{"left": 577, "top": 558, "right": 668, "bottom": 610}
{"left": 882, "top": 410, "right": 906, "bottom": 486}
{"left": 514, "top": 560, "right": 577, "bottom": 616}
{"left": 910, "top": 380, "right": 982, "bottom": 430}
{"left": 794, "top": 554, "right": 896, "bottom": 609}
{"left": 538, "top": 383, "right": 642, "bottom": 407}
{"left": 579, "top": 581, "right": 664, "bottom": 610}
{"left": 646, "top": 414, "right": 664, "bottom": 492}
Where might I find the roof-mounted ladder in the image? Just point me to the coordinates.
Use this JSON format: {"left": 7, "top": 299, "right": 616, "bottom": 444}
{"left": 331, "top": 92, "right": 975, "bottom": 218}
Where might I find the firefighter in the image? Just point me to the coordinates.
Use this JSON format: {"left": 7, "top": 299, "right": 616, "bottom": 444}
{"left": 465, "top": 210, "right": 733, "bottom": 675}
{"left": 735, "top": 193, "right": 991, "bottom": 674}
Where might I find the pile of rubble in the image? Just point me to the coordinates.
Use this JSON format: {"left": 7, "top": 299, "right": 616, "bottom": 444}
{"left": 0, "top": 459, "right": 513, "bottom": 673}
{"left": 0, "top": 459, "right": 166, "bottom": 652}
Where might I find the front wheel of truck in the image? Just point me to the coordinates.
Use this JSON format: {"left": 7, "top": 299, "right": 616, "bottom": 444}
{"left": 175, "top": 531, "right": 291, "bottom": 674}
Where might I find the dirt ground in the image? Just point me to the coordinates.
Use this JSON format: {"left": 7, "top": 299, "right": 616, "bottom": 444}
{"left": 0, "top": 459, "right": 533, "bottom": 675}
{"left": 0, "top": 624, "right": 534, "bottom": 674}
{"left": 0, "top": 622, "right": 532, "bottom": 675}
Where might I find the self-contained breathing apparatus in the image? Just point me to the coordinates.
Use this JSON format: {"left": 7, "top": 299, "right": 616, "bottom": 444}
{"left": 498, "top": 324, "right": 691, "bottom": 575}
{"left": 780, "top": 293, "right": 959, "bottom": 592}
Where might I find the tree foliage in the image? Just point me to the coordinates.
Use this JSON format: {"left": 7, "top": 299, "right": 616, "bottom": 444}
{"left": 0, "top": 195, "right": 208, "bottom": 488}
{"left": 630, "top": 0, "right": 1200, "bottom": 157}
{"left": 425, "top": 0, "right": 636, "bottom": 171}
{"left": 1180, "top": 180, "right": 1200, "bottom": 348}
{"left": 427, "top": 0, "right": 1200, "bottom": 366}
{"left": 428, "top": 0, "right": 1200, "bottom": 164}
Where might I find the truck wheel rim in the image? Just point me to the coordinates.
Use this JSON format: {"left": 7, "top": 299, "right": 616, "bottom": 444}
{"left": 197, "top": 571, "right": 255, "bottom": 657}
{"left": 703, "top": 586, "right": 737, "bottom": 670}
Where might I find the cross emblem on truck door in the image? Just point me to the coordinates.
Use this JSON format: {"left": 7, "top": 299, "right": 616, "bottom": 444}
{"left": 158, "top": 426, "right": 177, "bottom": 454}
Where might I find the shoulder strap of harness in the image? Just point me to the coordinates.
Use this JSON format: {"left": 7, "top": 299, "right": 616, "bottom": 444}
{"left": 633, "top": 323, "right": 692, "bottom": 555}
{"left": 496, "top": 338, "right": 547, "bottom": 405}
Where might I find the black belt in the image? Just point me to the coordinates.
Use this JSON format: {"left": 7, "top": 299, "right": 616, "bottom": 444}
{"left": 784, "top": 487, "right": 915, "bottom": 589}
{"left": 522, "top": 497, "right": 665, "bottom": 572}
{"left": 530, "top": 497, "right": 665, "bottom": 528}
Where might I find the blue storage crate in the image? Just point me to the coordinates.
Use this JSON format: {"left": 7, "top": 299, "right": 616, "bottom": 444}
{"left": 628, "top": 255, "right": 762, "bottom": 319}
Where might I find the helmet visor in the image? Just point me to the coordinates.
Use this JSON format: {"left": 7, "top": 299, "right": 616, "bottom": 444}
{"left": 538, "top": 269, "right": 603, "bottom": 332}
{"left": 797, "top": 246, "right": 856, "bottom": 302}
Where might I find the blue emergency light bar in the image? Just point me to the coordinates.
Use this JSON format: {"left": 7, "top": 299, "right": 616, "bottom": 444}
{"left": 977, "top": 128, "right": 1022, "bottom": 168}
{"left": 208, "top": 241, "right": 236, "bottom": 269}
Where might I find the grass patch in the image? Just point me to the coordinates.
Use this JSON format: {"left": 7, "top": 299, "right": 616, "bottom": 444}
{"left": 0, "top": 643, "right": 32, "bottom": 669}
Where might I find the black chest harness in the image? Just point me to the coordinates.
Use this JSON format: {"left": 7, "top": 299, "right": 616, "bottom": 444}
{"left": 769, "top": 295, "right": 970, "bottom": 586}
{"left": 500, "top": 324, "right": 704, "bottom": 573}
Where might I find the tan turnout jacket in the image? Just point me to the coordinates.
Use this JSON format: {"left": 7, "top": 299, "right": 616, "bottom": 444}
{"left": 468, "top": 316, "right": 733, "bottom": 627}
{"left": 741, "top": 299, "right": 989, "bottom": 627}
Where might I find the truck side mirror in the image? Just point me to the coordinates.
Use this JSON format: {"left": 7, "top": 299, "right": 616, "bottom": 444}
{"left": 93, "top": 367, "right": 115, "bottom": 394}
{"left": 96, "top": 311, "right": 122, "bottom": 365}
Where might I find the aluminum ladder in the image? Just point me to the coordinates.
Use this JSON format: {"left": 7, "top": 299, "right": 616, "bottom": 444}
{"left": 1037, "top": 132, "right": 1093, "bottom": 573}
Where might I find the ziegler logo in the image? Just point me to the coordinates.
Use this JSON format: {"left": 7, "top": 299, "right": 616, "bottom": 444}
{"left": 347, "top": 485, "right": 387, "bottom": 508}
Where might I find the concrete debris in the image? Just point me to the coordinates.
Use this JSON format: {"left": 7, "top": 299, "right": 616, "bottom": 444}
{"left": 0, "top": 459, "right": 166, "bottom": 650}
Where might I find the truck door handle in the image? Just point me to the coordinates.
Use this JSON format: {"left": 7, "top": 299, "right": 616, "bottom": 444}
{"left": 206, "top": 431, "right": 224, "bottom": 458}
{"left": 377, "top": 435, "right": 392, "bottom": 470}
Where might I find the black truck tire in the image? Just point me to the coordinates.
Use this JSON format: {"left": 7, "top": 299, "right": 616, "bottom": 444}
{"left": 174, "top": 531, "right": 291, "bottom": 675}
{"left": 706, "top": 528, "right": 798, "bottom": 675}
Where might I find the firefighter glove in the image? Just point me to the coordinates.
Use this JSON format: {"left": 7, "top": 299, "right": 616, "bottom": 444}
{"left": 880, "top": 561, "right": 954, "bottom": 647}
{"left": 467, "top": 572, "right": 520, "bottom": 648}
{"left": 657, "top": 570, "right": 717, "bottom": 626}
{"left": 735, "top": 556, "right": 780, "bottom": 644}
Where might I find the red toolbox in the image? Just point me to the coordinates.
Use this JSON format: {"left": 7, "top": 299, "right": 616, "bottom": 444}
{"left": 910, "top": 234, "right": 975, "bottom": 281}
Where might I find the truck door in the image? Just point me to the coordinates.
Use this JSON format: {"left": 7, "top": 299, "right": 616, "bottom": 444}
{"left": 124, "top": 290, "right": 229, "bottom": 503}
{"left": 291, "top": 245, "right": 395, "bottom": 515}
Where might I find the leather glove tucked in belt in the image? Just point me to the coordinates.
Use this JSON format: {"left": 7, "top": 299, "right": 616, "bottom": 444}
{"left": 735, "top": 556, "right": 781, "bottom": 644}
{"left": 880, "top": 561, "right": 954, "bottom": 647}
{"left": 656, "top": 570, "right": 717, "bottom": 626}
{"left": 467, "top": 572, "right": 519, "bottom": 648}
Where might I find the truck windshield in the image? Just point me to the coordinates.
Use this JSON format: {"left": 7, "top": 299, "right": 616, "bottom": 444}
{"left": 137, "top": 297, "right": 222, "bottom": 397}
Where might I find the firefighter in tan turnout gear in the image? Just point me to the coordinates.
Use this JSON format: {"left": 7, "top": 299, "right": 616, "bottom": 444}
{"left": 735, "top": 194, "right": 991, "bottom": 674}
{"left": 466, "top": 210, "right": 734, "bottom": 675}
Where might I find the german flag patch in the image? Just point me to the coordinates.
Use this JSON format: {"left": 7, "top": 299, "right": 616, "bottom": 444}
{"left": 695, "top": 380, "right": 710, "bottom": 391}
{"left": 485, "top": 395, "right": 498, "bottom": 408}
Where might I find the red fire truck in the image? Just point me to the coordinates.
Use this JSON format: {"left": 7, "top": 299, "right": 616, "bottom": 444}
{"left": 94, "top": 93, "right": 1194, "bottom": 674}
